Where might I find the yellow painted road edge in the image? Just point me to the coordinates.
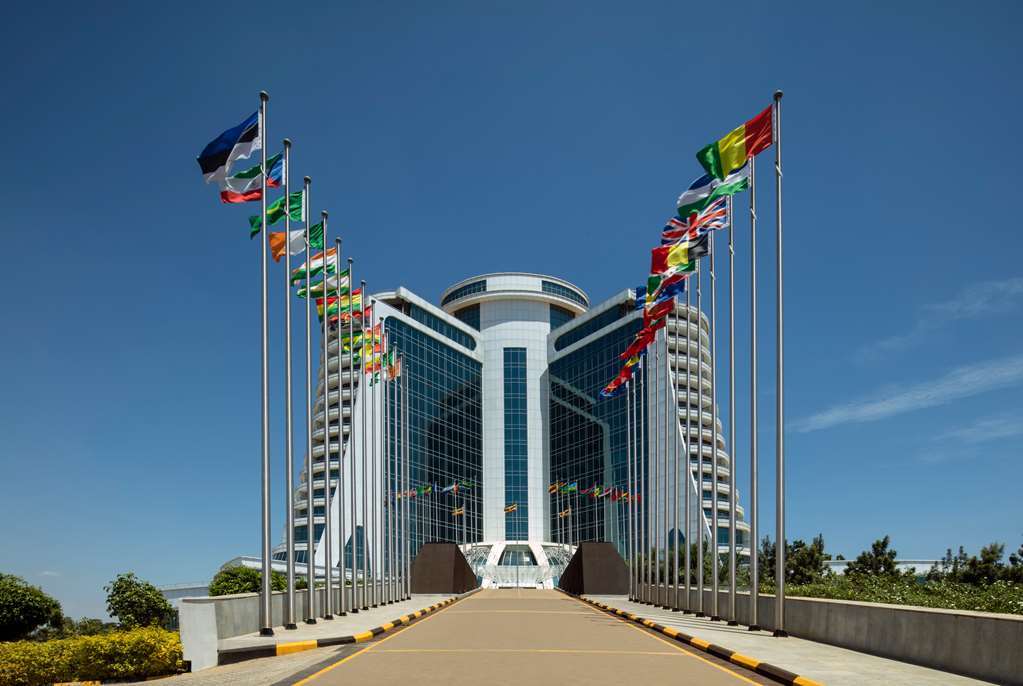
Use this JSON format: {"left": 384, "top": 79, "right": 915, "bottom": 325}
{"left": 216, "top": 590, "right": 479, "bottom": 667}
{"left": 565, "top": 592, "right": 825, "bottom": 686}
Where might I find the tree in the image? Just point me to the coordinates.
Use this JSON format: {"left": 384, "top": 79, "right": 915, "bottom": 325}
{"left": 209, "top": 565, "right": 289, "bottom": 596}
{"left": 787, "top": 534, "right": 828, "bottom": 585}
{"left": 962, "top": 543, "right": 1005, "bottom": 584}
{"left": 104, "top": 573, "right": 173, "bottom": 629}
{"left": 846, "top": 536, "right": 899, "bottom": 577}
{"left": 0, "top": 574, "right": 62, "bottom": 641}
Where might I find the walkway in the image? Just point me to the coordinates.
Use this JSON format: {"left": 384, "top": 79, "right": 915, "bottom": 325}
{"left": 289, "top": 589, "right": 770, "bottom": 685}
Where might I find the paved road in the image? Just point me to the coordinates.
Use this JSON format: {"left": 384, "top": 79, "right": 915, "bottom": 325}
{"left": 287, "top": 589, "right": 766, "bottom": 685}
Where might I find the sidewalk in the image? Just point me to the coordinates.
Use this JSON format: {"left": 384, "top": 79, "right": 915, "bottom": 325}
{"left": 220, "top": 594, "right": 454, "bottom": 659}
{"left": 585, "top": 595, "right": 995, "bottom": 686}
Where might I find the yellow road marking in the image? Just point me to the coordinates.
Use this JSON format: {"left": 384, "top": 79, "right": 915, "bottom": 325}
{"left": 569, "top": 596, "right": 759, "bottom": 686}
{"left": 352, "top": 631, "right": 374, "bottom": 642}
{"left": 277, "top": 640, "right": 318, "bottom": 656}
{"left": 373, "top": 648, "right": 680, "bottom": 655}
{"left": 731, "top": 653, "right": 761, "bottom": 670}
{"left": 691, "top": 637, "right": 711, "bottom": 649}
{"left": 293, "top": 598, "right": 455, "bottom": 684}
{"left": 793, "top": 677, "right": 825, "bottom": 686}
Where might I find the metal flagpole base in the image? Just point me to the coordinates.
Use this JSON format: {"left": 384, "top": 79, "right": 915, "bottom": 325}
{"left": 350, "top": 608, "right": 359, "bottom": 613}
{"left": 671, "top": 606, "right": 681, "bottom": 612}
{"left": 259, "top": 628, "right": 275, "bottom": 636}
{"left": 695, "top": 612, "right": 706, "bottom": 618}
{"left": 323, "top": 615, "right": 334, "bottom": 620}
{"left": 682, "top": 609, "right": 694, "bottom": 615}
{"left": 284, "top": 623, "right": 298, "bottom": 630}
{"left": 304, "top": 619, "right": 317, "bottom": 625}
{"left": 337, "top": 612, "right": 347, "bottom": 617}
{"left": 727, "top": 620, "right": 739, "bottom": 626}
{"left": 748, "top": 625, "right": 762, "bottom": 632}
{"left": 710, "top": 615, "right": 722, "bottom": 622}
{"left": 361, "top": 606, "right": 369, "bottom": 611}
{"left": 773, "top": 629, "right": 788, "bottom": 637}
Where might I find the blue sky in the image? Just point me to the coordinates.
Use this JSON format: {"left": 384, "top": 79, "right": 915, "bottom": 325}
{"left": 1, "top": 1, "right": 1020, "bottom": 619}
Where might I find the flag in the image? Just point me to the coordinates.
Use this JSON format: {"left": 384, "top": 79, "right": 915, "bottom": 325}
{"left": 451, "top": 506, "right": 465, "bottom": 517}
{"left": 269, "top": 229, "right": 304, "bottom": 263}
{"left": 561, "top": 482, "right": 578, "bottom": 494}
{"left": 504, "top": 503, "right": 518, "bottom": 513}
{"left": 647, "top": 272, "right": 686, "bottom": 305}
{"left": 296, "top": 269, "right": 351, "bottom": 299}
{"left": 644, "top": 299, "right": 674, "bottom": 325}
{"left": 621, "top": 328, "right": 655, "bottom": 360}
{"left": 248, "top": 191, "right": 304, "bottom": 237}
{"left": 337, "top": 304, "right": 372, "bottom": 324}
{"left": 663, "top": 197, "right": 727, "bottom": 245}
{"left": 317, "top": 290, "right": 362, "bottom": 321}
{"left": 387, "top": 351, "right": 402, "bottom": 380}
{"left": 220, "top": 152, "right": 283, "bottom": 203}
{"left": 439, "top": 483, "right": 457, "bottom": 494}
{"left": 291, "top": 248, "right": 338, "bottom": 285}
{"left": 196, "top": 111, "right": 260, "bottom": 186}
{"left": 548, "top": 482, "right": 561, "bottom": 494}
{"left": 677, "top": 163, "right": 750, "bottom": 219}
{"left": 696, "top": 105, "right": 773, "bottom": 180}
{"left": 633, "top": 286, "right": 647, "bottom": 311}
{"left": 558, "top": 507, "right": 572, "bottom": 518}
{"left": 650, "top": 234, "right": 709, "bottom": 276}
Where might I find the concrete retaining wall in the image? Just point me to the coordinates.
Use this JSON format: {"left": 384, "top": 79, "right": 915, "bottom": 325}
{"left": 635, "top": 584, "right": 1023, "bottom": 686}
{"left": 180, "top": 584, "right": 382, "bottom": 671}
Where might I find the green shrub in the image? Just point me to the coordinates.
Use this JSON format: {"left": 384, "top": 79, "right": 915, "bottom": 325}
{"left": 0, "top": 575, "right": 62, "bottom": 641}
{"left": 104, "top": 573, "right": 173, "bottom": 629}
{"left": 209, "top": 565, "right": 288, "bottom": 596}
{"left": 0, "top": 627, "right": 183, "bottom": 686}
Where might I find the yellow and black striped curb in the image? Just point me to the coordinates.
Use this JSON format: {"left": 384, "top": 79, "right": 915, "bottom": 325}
{"left": 569, "top": 593, "right": 823, "bottom": 686}
{"left": 218, "top": 592, "right": 474, "bottom": 666}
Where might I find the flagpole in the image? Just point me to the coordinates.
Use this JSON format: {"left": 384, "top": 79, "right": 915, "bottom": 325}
{"left": 684, "top": 279, "right": 692, "bottom": 614}
{"left": 696, "top": 259, "right": 705, "bottom": 617}
{"left": 344, "top": 255, "right": 355, "bottom": 613}
{"left": 659, "top": 326, "right": 667, "bottom": 607}
{"left": 360, "top": 281, "right": 369, "bottom": 610}
{"left": 321, "top": 214, "right": 334, "bottom": 621}
{"left": 652, "top": 332, "right": 660, "bottom": 605}
{"left": 282, "top": 139, "right": 297, "bottom": 631}
{"left": 257, "top": 90, "right": 273, "bottom": 638}
{"left": 306, "top": 188, "right": 321, "bottom": 616}
{"left": 773, "top": 89, "right": 787, "bottom": 638}
{"left": 334, "top": 243, "right": 347, "bottom": 618}
{"left": 748, "top": 153, "right": 761, "bottom": 632}
{"left": 402, "top": 362, "right": 411, "bottom": 598}
{"left": 370, "top": 300, "right": 379, "bottom": 608}
{"left": 383, "top": 334, "right": 391, "bottom": 604}
{"left": 727, "top": 195, "right": 739, "bottom": 626}
{"left": 639, "top": 356, "right": 648, "bottom": 604}
{"left": 672, "top": 299, "right": 680, "bottom": 612}
{"left": 621, "top": 380, "right": 630, "bottom": 601}
{"left": 300, "top": 176, "right": 318, "bottom": 625}
{"left": 711, "top": 228, "right": 723, "bottom": 621}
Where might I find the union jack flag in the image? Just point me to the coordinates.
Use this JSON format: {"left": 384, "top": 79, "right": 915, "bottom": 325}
{"left": 661, "top": 196, "right": 728, "bottom": 245}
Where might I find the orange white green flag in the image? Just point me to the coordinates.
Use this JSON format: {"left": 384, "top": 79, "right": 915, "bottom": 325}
{"left": 291, "top": 247, "right": 338, "bottom": 285}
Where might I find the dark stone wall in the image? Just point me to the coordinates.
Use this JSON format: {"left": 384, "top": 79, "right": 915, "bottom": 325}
{"left": 410, "top": 543, "right": 479, "bottom": 594}
{"left": 558, "top": 542, "right": 629, "bottom": 595}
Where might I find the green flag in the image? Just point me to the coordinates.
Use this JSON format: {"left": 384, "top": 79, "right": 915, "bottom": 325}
{"left": 249, "top": 190, "right": 304, "bottom": 237}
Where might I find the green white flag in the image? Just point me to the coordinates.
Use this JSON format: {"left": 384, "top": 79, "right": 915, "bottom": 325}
{"left": 249, "top": 190, "right": 304, "bottom": 237}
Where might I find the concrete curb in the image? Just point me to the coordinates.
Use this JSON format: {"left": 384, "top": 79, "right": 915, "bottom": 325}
{"left": 218, "top": 591, "right": 475, "bottom": 666}
{"left": 566, "top": 592, "right": 824, "bottom": 686}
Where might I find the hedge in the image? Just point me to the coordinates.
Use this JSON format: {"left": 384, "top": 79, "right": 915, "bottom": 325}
{"left": 0, "top": 627, "right": 183, "bottom": 686}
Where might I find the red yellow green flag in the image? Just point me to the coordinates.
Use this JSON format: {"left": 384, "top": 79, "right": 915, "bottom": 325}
{"left": 696, "top": 105, "right": 773, "bottom": 180}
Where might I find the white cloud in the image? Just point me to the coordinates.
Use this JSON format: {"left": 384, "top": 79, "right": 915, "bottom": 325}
{"left": 39, "top": 570, "right": 60, "bottom": 577}
{"left": 796, "top": 353, "right": 1023, "bottom": 432}
{"left": 938, "top": 413, "right": 1023, "bottom": 444}
{"left": 858, "top": 277, "right": 1023, "bottom": 361}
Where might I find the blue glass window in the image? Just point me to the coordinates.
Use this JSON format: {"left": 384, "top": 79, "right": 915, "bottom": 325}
{"left": 553, "top": 305, "right": 629, "bottom": 351}
{"left": 453, "top": 304, "right": 480, "bottom": 331}
{"left": 407, "top": 305, "right": 477, "bottom": 350}
{"left": 504, "top": 348, "right": 528, "bottom": 540}
{"left": 549, "top": 304, "right": 575, "bottom": 331}
{"left": 441, "top": 279, "right": 487, "bottom": 306}
{"left": 542, "top": 280, "right": 588, "bottom": 308}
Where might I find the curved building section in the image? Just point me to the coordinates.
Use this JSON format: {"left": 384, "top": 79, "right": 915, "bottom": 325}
{"left": 441, "top": 273, "right": 587, "bottom": 542}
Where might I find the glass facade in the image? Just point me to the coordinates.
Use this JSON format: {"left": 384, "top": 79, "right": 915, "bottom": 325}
{"left": 408, "top": 304, "right": 476, "bottom": 350}
{"left": 549, "top": 304, "right": 575, "bottom": 330}
{"left": 549, "top": 313, "right": 640, "bottom": 558}
{"left": 503, "top": 348, "right": 528, "bottom": 540}
{"left": 441, "top": 279, "right": 487, "bottom": 306}
{"left": 553, "top": 304, "right": 629, "bottom": 351}
{"left": 384, "top": 316, "right": 483, "bottom": 561}
{"left": 453, "top": 304, "right": 481, "bottom": 331}
{"left": 542, "top": 280, "right": 588, "bottom": 308}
